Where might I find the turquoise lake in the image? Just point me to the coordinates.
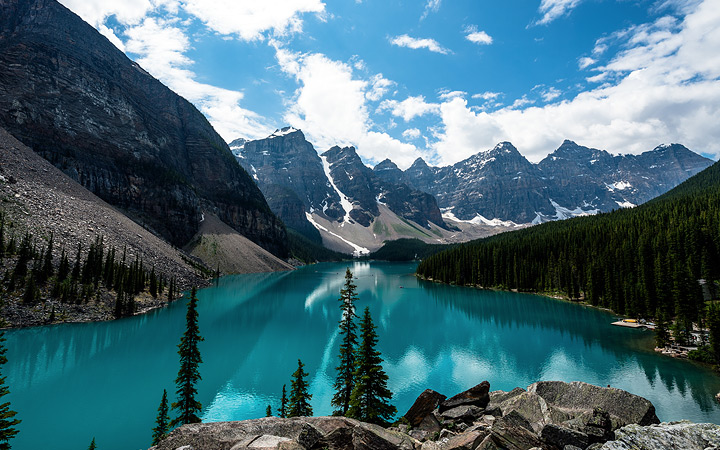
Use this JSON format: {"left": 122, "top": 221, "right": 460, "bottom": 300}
{"left": 6, "top": 261, "right": 720, "bottom": 450}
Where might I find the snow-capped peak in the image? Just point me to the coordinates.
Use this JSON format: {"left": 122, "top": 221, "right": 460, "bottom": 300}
{"left": 269, "top": 127, "right": 299, "bottom": 138}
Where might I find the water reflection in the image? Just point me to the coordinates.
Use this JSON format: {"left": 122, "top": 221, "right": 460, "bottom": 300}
{"left": 4, "top": 262, "right": 720, "bottom": 450}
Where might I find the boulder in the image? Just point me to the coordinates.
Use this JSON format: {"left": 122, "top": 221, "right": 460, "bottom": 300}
{"left": 440, "top": 405, "right": 485, "bottom": 424}
{"left": 445, "top": 430, "right": 489, "bottom": 450}
{"left": 498, "top": 391, "right": 570, "bottom": 434}
{"left": 540, "top": 424, "right": 589, "bottom": 449}
{"left": 583, "top": 408, "right": 614, "bottom": 444}
{"left": 528, "top": 381, "right": 659, "bottom": 429}
{"left": 409, "top": 430, "right": 430, "bottom": 442}
{"left": 404, "top": 390, "right": 448, "bottom": 427}
{"left": 153, "top": 416, "right": 418, "bottom": 450}
{"left": 599, "top": 421, "right": 720, "bottom": 450}
{"left": 489, "top": 387, "right": 526, "bottom": 405}
{"left": 418, "top": 414, "right": 442, "bottom": 433}
{"left": 490, "top": 412, "right": 547, "bottom": 450}
{"left": 440, "top": 381, "right": 491, "bottom": 412}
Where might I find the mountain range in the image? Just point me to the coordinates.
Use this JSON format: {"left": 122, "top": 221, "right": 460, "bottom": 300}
{"left": 234, "top": 128, "right": 712, "bottom": 254}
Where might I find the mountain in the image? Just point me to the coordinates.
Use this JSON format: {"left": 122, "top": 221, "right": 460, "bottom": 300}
{"left": 398, "top": 140, "right": 713, "bottom": 224}
{"left": 417, "top": 157, "right": 720, "bottom": 322}
{"left": 0, "top": 0, "right": 287, "bottom": 257}
{"left": 235, "top": 128, "right": 479, "bottom": 255}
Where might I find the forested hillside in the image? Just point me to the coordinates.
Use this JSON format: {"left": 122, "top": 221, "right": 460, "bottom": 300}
{"left": 417, "top": 160, "right": 720, "bottom": 331}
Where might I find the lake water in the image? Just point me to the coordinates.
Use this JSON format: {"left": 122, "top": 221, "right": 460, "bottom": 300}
{"left": 6, "top": 261, "right": 720, "bottom": 450}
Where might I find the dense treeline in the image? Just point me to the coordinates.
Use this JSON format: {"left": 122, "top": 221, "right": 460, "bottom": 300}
{"left": 0, "top": 214, "right": 178, "bottom": 320}
{"left": 369, "top": 238, "right": 455, "bottom": 261}
{"left": 417, "top": 161, "right": 720, "bottom": 335}
{"left": 287, "top": 228, "right": 348, "bottom": 263}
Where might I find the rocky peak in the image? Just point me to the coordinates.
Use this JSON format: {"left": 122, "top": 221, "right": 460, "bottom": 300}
{"left": 373, "top": 158, "right": 406, "bottom": 185}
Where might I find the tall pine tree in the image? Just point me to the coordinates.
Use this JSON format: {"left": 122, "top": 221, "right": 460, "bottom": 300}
{"left": 347, "top": 307, "right": 396, "bottom": 426}
{"left": 277, "top": 384, "right": 288, "bottom": 418}
{"left": 151, "top": 389, "right": 170, "bottom": 445}
{"left": 332, "top": 268, "right": 359, "bottom": 415}
{"left": 0, "top": 332, "right": 20, "bottom": 450}
{"left": 171, "top": 287, "right": 204, "bottom": 426}
{"left": 288, "top": 360, "right": 312, "bottom": 417}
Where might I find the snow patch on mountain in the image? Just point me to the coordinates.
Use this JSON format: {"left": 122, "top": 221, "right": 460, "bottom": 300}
{"left": 321, "top": 155, "right": 354, "bottom": 225}
{"left": 550, "top": 199, "right": 600, "bottom": 220}
{"left": 606, "top": 181, "right": 632, "bottom": 191}
{"left": 616, "top": 200, "right": 637, "bottom": 208}
{"left": 442, "top": 208, "right": 520, "bottom": 227}
{"left": 305, "top": 213, "right": 369, "bottom": 257}
{"left": 269, "top": 127, "right": 299, "bottom": 138}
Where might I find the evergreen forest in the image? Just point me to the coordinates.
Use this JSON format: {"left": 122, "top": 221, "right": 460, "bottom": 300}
{"left": 417, "top": 161, "right": 720, "bottom": 336}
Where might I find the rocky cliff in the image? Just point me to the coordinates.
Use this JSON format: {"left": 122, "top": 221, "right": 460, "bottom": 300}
{"left": 399, "top": 140, "right": 713, "bottom": 225}
{"left": 0, "top": 0, "right": 288, "bottom": 257}
{"left": 151, "top": 380, "right": 720, "bottom": 450}
{"left": 236, "top": 128, "right": 450, "bottom": 253}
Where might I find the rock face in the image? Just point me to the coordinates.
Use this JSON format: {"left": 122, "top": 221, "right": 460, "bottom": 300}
{"left": 599, "top": 421, "right": 720, "bottom": 450}
{"left": 0, "top": 0, "right": 287, "bottom": 257}
{"left": 151, "top": 416, "right": 417, "bottom": 450}
{"left": 236, "top": 129, "right": 447, "bottom": 245}
{"left": 152, "top": 381, "right": 718, "bottom": 450}
{"left": 399, "top": 140, "right": 712, "bottom": 225}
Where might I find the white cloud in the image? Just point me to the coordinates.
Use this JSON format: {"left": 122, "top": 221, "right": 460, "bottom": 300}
{"left": 541, "top": 87, "right": 562, "bottom": 102}
{"left": 464, "top": 25, "right": 493, "bottom": 45}
{"left": 535, "top": 0, "right": 583, "bottom": 25}
{"left": 578, "top": 57, "right": 596, "bottom": 69}
{"left": 402, "top": 128, "right": 422, "bottom": 140}
{"left": 125, "top": 18, "right": 271, "bottom": 140}
{"left": 379, "top": 96, "right": 441, "bottom": 122}
{"left": 276, "top": 48, "right": 420, "bottom": 167}
{"left": 439, "top": 90, "right": 467, "bottom": 100}
{"left": 432, "top": 0, "right": 720, "bottom": 164}
{"left": 472, "top": 91, "right": 502, "bottom": 101}
{"left": 181, "top": 0, "right": 325, "bottom": 40}
{"left": 421, "top": 0, "right": 442, "bottom": 20}
{"left": 390, "top": 35, "right": 451, "bottom": 54}
{"left": 366, "top": 74, "right": 395, "bottom": 101}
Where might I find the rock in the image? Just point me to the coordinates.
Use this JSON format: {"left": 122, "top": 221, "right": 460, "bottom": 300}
{"left": 247, "top": 435, "right": 291, "bottom": 448}
{"left": 404, "top": 390, "right": 448, "bottom": 427}
{"left": 418, "top": 414, "right": 442, "bottom": 433}
{"left": 277, "top": 442, "right": 304, "bottom": 450}
{"left": 489, "top": 420, "right": 546, "bottom": 450}
{"left": 496, "top": 410, "right": 535, "bottom": 433}
{"left": 599, "top": 421, "right": 720, "bottom": 450}
{"left": 445, "top": 430, "right": 489, "bottom": 450}
{"left": 540, "top": 424, "right": 589, "bottom": 449}
{"left": 498, "top": 391, "right": 570, "bottom": 434}
{"left": 440, "top": 381, "right": 491, "bottom": 412}
{"left": 440, "top": 405, "right": 484, "bottom": 424}
{"left": 528, "top": 381, "right": 660, "bottom": 429}
{"left": 297, "top": 423, "right": 323, "bottom": 449}
{"left": 409, "top": 430, "right": 430, "bottom": 442}
{"left": 489, "top": 387, "right": 526, "bottom": 405}
{"left": 583, "top": 408, "right": 615, "bottom": 444}
{"left": 475, "top": 435, "right": 501, "bottom": 450}
{"left": 439, "top": 429, "right": 457, "bottom": 440}
{"left": 563, "top": 446, "right": 582, "bottom": 450}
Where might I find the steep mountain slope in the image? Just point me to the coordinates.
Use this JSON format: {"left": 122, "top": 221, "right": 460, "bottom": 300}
{"left": 400, "top": 140, "right": 712, "bottom": 224}
{"left": 236, "top": 128, "right": 476, "bottom": 255}
{"left": 0, "top": 0, "right": 287, "bottom": 257}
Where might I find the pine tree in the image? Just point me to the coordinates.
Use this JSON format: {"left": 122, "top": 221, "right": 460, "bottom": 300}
{"left": 332, "top": 268, "right": 359, "bottom": 415}
{"left": 288, "top": 359, "right": 312, "bottom": 417}
{"left": 654, "top": 310, "right": 671, "bottom": 349}
{"left": 278, "top": 384, "right": 288, "bottom": 418}
{"left": 266, "top": 405, "right": 272, "bottom": 417}
{"left": 39, "top": 233, "right": 53, "bottom": 283}
{"left": 151, "top": 389, "right": 170, "bottom": 445}
{"left": 347, "top": 307, "right": 396, "bottom": 426}
{"left": 87, "top": 437, "right": 96, "bottom": 450}
{"left": 0, "top": 332, "right": 21, "bottom": 450}
{"left": 171, "top": 287, "right": 204, "bottom": 426}
{"left": 708, "top": 303, "right": 720, "bottom": 363}
{"left": 149, "top": 267, "right": 158, "bottom": 298}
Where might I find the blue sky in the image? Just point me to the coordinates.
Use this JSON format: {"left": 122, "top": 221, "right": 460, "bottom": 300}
{"left": 59, "top": 0, "right": 720, "bottom": 167}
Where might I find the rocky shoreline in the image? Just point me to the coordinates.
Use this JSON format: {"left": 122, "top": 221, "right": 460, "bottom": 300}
{"left": 150, "top": 380, "right": 720, "bottom": 450}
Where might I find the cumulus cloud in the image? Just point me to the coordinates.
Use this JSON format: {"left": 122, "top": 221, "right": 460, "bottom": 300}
{"left": 464, "top": 25, "right": 493, "bottom": 45}
{"left": 541, "top": 87, "right": 562, "bottom": 102}
{"left": 535, "top": 0, "right": 583, "bottom": 25}
{"left": 472, "top": 92, "right": 502, "bottom": 101}
{"left": 276, "top": 48, "right": 420, "bottom": 167}
{"left": 366, "top": 74, "right": 395, "bottom": 101}
{"left": 402, "top": 128, "right": 422, "bottom": 140}
{"left": 125, "top": 18, "right": 271, "bottom": 140}
{"left": 379, "top": 96, "right": 441, "bottom": 122}
{"left": 390, "top": 35, "right": 451, "bottom": 54}
{"left": 182, "top": 0, "right": 326, "bottom": 40}
{"left": 431, "top": 0, "right": 720, "bottom": 164}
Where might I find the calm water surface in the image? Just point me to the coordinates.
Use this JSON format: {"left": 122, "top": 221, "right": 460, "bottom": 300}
{"left": 6, "top": 262, "right": 720, "bottom": 450}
